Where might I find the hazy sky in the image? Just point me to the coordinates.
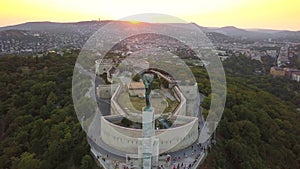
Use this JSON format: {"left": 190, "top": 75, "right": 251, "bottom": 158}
{"left": 1, "top": 0, "right": 300, "bottom": 30}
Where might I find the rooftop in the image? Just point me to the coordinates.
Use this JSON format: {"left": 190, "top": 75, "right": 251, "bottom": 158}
{"left": 128, "top": 81, "right": 145, "bottom": 90}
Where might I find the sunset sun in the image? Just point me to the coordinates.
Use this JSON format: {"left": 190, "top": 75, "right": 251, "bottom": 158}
{"left": 129, "top": 20, "right": 141, "bottom": 24}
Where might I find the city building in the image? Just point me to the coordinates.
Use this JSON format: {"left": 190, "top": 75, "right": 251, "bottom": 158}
{"left": 270, "top": 66, "right": 285, "bottom": 77}
{"left": 284, "top": 68, "right": 300, "bottom": 79}
{"left": 291, "top": 72, "right": 300, "bottom": 82}
{"left": 128, "top": 81, "right": 145, "bottom": 97}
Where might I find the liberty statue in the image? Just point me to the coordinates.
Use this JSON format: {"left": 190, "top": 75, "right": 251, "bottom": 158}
{"left": 142, "top": 73, "right": 154, "bottom": 111}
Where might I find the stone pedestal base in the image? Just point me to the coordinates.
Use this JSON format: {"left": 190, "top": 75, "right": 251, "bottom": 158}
{"left": 139, "top": 107, "right": 159, "bottom": 169}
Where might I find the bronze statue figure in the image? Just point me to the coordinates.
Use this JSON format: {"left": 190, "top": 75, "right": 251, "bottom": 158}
{"left": 142, "top": 73, "right": 154, "bottom": 110}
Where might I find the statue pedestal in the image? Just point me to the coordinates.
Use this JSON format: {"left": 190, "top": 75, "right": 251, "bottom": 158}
{"left": 142, "top": 107, "right": 154, "bottom": 137}
{"left": 138, "top": 107, "right": 159, "bottom": 169}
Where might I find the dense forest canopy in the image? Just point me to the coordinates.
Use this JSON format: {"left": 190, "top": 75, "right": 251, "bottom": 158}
{"left": 199, "top": 55, "right": 300, "bottom": 169}
{"left": 0, "top": 52, "right": 98, "bottom": 169}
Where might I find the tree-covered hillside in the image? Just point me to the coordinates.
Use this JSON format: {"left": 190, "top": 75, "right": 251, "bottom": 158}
{"left": 199, "top": 56, "right": 300, "bottom": 169}
{"left": 0, "top": 52, "right": 99, "bottom": 169}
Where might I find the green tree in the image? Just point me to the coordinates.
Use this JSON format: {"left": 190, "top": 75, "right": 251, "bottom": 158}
{"left": 16, "top": 152, "right": 40, "bottom": 169}
{"left": 80, "top": 155, "right": 93, "bottom": 169}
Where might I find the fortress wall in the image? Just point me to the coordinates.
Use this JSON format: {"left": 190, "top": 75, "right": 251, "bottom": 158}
{"left": 155, "top": 117, "right": 198, "bottom": 153}
{"left": 172, "top": 86, "right": 187, "bottom": 116}
{"left": 101, "top": 116, "right": 142, "bottom": 153}
{"left": 179, "top": 83, "right": 200, "bottom": 117}
{"left": 101, "top": 116, "right": 198, "bottom": 154}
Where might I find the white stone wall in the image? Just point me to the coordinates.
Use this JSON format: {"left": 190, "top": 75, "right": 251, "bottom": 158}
{"left": 172, "top": 86, "right": 187, "bottom": 116}
{"left": 100, "top": 116, "right": 198, "bottom": 154}
{"left": 179, "top": 83, "right": 200, "bottom": 117}
{"left": 156, "top": 117, "right": 198, "bottom": 153}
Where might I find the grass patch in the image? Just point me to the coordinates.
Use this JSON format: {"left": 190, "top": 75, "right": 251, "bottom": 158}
{"left": 130, "top": 96, "right": 146, "bottom": 111}
{"left": 163, "top": 98, "right": 179, "bottom": 113}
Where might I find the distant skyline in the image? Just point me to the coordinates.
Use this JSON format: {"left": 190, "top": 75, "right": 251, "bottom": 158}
{"left": 1, "top": 0, "right": 300, "bottom": 31}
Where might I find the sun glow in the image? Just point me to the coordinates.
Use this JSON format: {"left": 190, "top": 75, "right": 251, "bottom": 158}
{"left": 0, "top": 0, "right": 300, "bottom": 30}
{"left": 129, "top": 20, "right": 141, "bottom": 25}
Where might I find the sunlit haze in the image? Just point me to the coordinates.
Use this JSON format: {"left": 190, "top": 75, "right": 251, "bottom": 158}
{"left": 1, "top": 0, "right": 300, "bottom": 30}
